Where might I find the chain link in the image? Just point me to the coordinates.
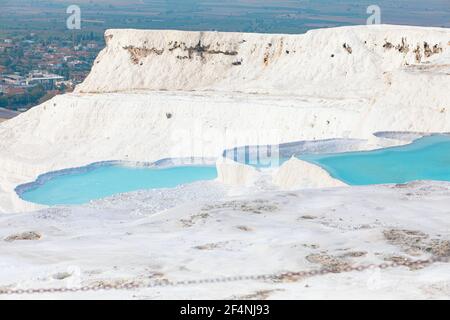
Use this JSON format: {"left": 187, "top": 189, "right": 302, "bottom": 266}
{"left": 0, "top": 256, "right": 448, "bottom": 296}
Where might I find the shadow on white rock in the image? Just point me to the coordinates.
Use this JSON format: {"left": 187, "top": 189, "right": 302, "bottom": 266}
{"left": 216, "top": 158, "right": 260, "bottom": 187}
{"left": 273, "top": 157, "right": 347, "bottom": 190}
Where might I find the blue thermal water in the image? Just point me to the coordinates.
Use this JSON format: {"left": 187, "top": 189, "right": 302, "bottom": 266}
{"left": 19, "top": 164, "right": 217, "bottom": 205}
{"left": 299, "top": 135, "right": 450, "bottom": 185}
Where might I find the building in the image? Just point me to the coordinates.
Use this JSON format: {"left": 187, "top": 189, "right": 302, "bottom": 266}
{"left": 26, "top": 72, "right": 64, "bottom": 90}
{"left": 2, "top": 74, "right": 27, "bottom": 86}
{"left": 69, "top": 71, "right": 87, "bottom": 84}
{"left": 5, "top": 87, "right": 26, "bottom": 95}
{"left": 86, "top": 42, "right": 98, "bottom": 49}
{"left": 0, "top": 43, "right": 15, "bottom": 52}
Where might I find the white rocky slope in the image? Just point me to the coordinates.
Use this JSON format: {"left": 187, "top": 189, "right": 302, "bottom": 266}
{"left": 273, "top": 157, "right": 346, "bottom": 189}
{"left": 77, "top": 26, "right": 449, "bottom": 100}
{"left": 0, "top": 25, "right": 449, "bottom": 300}
{"left": 0, "top": 25, "right": 449, "bottom": 213}
{"left": 0, "top": 181, "right": 449, "bottom": 299}
{"left": 0, "top": 25, "right": 449, "bottom": 214}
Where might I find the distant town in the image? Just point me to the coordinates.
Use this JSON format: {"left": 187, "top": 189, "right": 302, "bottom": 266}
{"left": 0, "top": 32, "right": 103, "bottom": 112}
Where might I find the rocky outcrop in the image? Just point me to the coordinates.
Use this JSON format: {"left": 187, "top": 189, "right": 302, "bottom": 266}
{"left": 0, "top": 25, "right": 449, "bottom": 213}
{"left": 273, "top": 157, "right": 347, "bottom": 190}
{"left": 216, "top": 158, "right": 259, "bottom": 187}
{"left": 76, "top": 25, "right": 449, "bottom": 101}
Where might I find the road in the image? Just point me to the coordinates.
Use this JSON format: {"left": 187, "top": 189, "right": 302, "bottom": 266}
{"left": 0, "top": 108, "right": 19, "bottom": 120}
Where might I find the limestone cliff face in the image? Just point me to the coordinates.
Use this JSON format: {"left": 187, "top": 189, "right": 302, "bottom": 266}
{"left": 76, "top": 26, "right": 450, "bottom": 100}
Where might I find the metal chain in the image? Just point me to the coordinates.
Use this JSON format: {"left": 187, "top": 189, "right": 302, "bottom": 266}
{"left": 0, "top": 256, "right": 448, "bottom": 296}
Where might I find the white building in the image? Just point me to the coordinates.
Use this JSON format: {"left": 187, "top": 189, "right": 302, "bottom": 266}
{"left": 26, "top": 72, "right": 64, "bottom": 90}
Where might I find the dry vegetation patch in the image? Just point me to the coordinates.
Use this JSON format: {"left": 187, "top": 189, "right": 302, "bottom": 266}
{"left": 4, "top": 231, "right": 42, "bottom": 242}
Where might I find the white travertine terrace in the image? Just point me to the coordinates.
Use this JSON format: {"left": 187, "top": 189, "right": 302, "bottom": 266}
{"left": 273, "top": 157, "right": 347, "bottom": 189}
{"left": 0, "top": 25, "right": 449, "bottom": 213}
{"left": 0, "top": 26, "right": 450, "bottom": 299}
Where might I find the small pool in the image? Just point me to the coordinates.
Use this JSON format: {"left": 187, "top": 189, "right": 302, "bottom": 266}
{"left": 18, "top": 163, "right": 218, "bottom": 206}
{"left": 300, "top": 134, "right": 450, "bottom": 185}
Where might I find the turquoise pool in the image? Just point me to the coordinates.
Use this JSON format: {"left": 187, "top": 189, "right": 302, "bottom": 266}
{"left": 18, "top": 164, "right": 218, "bottom": 206}
{"left": 17, "top": 135, "right": 450, "bottom": 206}
{"left": 300, "top": 134, "right": 450, "bottom": 185}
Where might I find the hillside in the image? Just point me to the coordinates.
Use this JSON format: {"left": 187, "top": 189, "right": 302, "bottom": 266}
{"left": 0, "top": 25, "right": 449, "bottom": 213}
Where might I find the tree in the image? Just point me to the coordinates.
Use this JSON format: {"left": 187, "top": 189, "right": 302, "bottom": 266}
{"left": 0, "top": 96, "right": 8, "bottom": 108}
